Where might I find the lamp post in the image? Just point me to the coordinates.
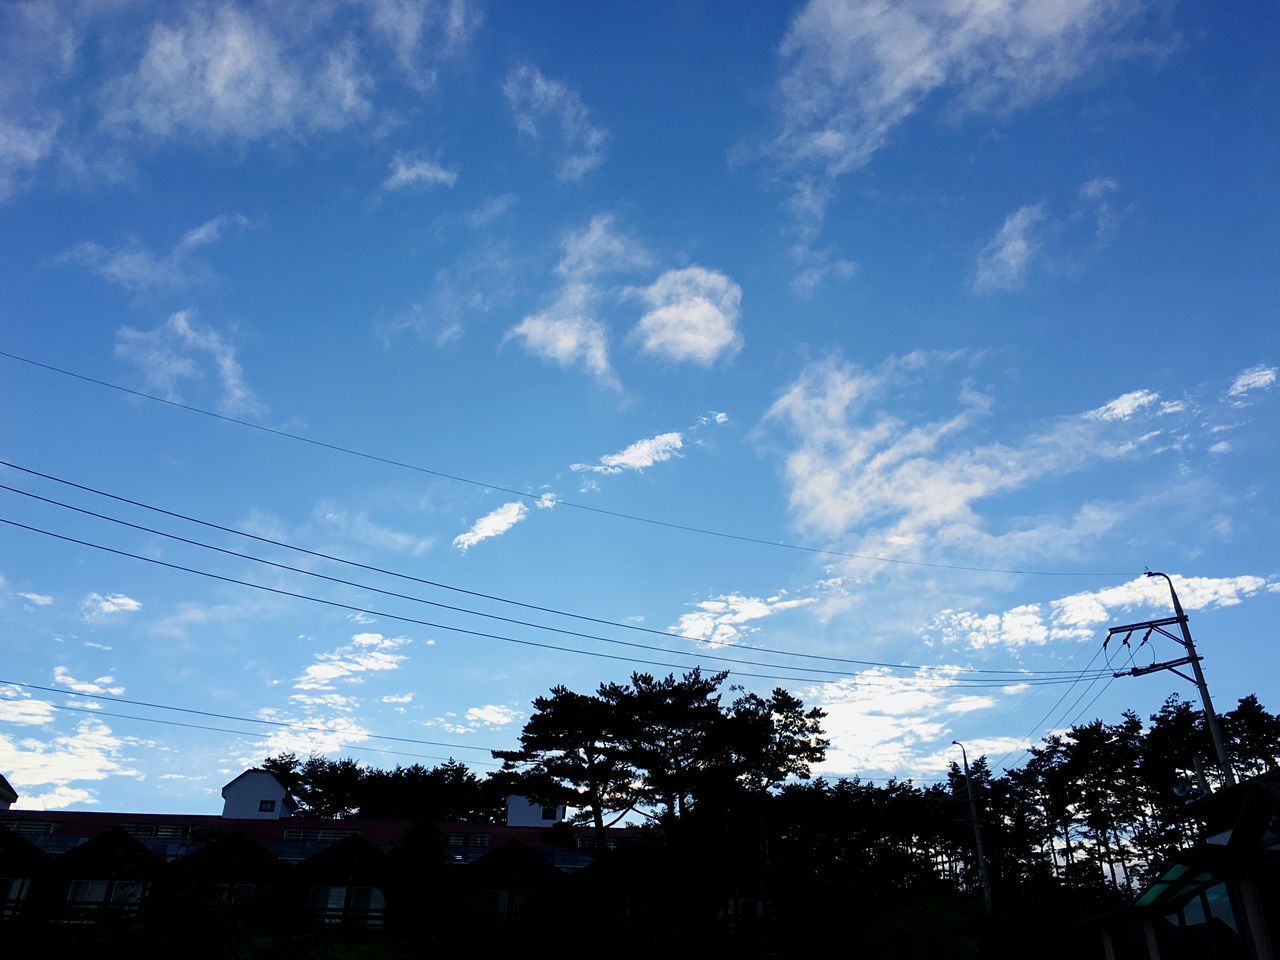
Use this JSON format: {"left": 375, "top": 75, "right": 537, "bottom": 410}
{"left": 953, "top": 740, "right": 993, "bottom": 915}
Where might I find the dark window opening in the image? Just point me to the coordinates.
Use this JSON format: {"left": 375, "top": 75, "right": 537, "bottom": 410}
{"left": 541, "top": 805, "right": 558, "bottom": 821}
{"left": 258, "top": 799, "right": 276, "bottom": 813}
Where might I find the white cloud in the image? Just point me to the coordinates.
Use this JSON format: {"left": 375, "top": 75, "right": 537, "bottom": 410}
{"left": 772, "top": 0, "right": 1153, "bottom": 233}
{"left": 53, "top": 667, "right": 125, "bottom": 697}
{"left": 0, "top": 689, "right": 55, "bottom": 726}
{"left": 504, "top": 63, "right": 607, "bottom": 182}
{"left": 382, "top": 692, "right": 414, "bottom": 704}
{"left": 61, "top": 213, "right": 249, "bottom": 291}
{"left": 0, "top": 118, "right": 57, "bottom": 203}
{"left": 101, "top": 6, "right": 374, "bottom": 142}
{"left": 255, "top": 713, "right": 373, "bottom": 758}
{"left": 572, "top": 431, "right": 684, "bottom": 475}
{"left": 0, "top": 2, "right": 478, "bottom": 201}
{"left": 672, "top": 592, "right": 817, "bottom": 648}
{"left": 384, "top": 151, "right": 458, "bottom": 190}
{"left": 765, "top": 355, "right": 1171, "bottom": 566}
{"left": 452, "top": 501, "right": 529, "bottom": 552}
{"left": 465, "top": 704, "right": 522, "bottom": 727}
{"left": 16, "top": 591, "right": 53, "bottom": 606}
{"left": 1086, "top": 389, "right": 1160, "bottom": 422}
{"left": 945, "top": 695, "right": 997, "bottom": 714}
{"left": 633, "top": 267, "right": 743, "bottom": 365}
{"left": 928, "top": 574, "right": 1274, "bottom": 650}
{"left": 115, "top": 310, "right": 261, "bottom": 416}
{"left": 973, "top": 202, "right": 1047, "bottom": 293}
{"left": 1, "top": 718, "right": 140, "bottom": 807}
{"left": 294, "top": 633, "right": 411, "bottom": 690}
{"left": 807, "top": 668, "right": 1009, "bottom": 775}
{"left": 1209, "top": 440, "right": 1231, "bottom": 455}
{"left": 79, "top": 592, "right": 141, "bottom": 623}
{"left": 504, "top": 214, "right": 649, "bottom": 387}
{"left": 1227, "top": 365, "right": 1276, "bottom": 397}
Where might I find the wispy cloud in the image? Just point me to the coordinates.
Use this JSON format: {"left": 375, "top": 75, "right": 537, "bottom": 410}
{"left": 0, "top": 717, "right": 141, "bottom": 809}
{"left": 53, "top": 666, "right": 125, "bottom": 696}
{"left": 972, "top": 202, "right": 1047, "bottom": 292}
{"left": 294, "top": 632, "right": 411, "bottom": 691}
{"left": 452, "top": 501, "right": 529, "bottom": 552}
{"left": 115, "top": 311, "right": 262, "bottom": 416}
{"left": 383, "top": 151, "right": 458, "bottom": 190}
{"left": 633, "top": 267, "right": 743, "bottom": 366}
{"left": 61, "top": 213, "right": 249, "bottom": 292}
{"left": 79, "top": 592, "right": 142, "bottom": 623}
{"left": 671, "top": 592, "right": 817, "bottom": 647}
{"left": 1086, "top": 389, "right": 1160, "bottom": 422}
{"left": 504, "top": 63, "right": 607, "bottom": 182}
{"left": 504, "top": 214, "right": 649, "bottom": 387}
{"left": 764, "top": 354, "right": 1187, "bottom": 572}
{"left": 1227, "top": 364, "right": 1276, "bottom": 397}
{"left": 770, "top": 0, "right": 1156, "bottom": 236}
{"left": 572, "top": 432, "right": 684, "bottom": 475}
{"left": 16, "top": 591, "right": 53, "bottom": 606}
{"left": 925, "top": 574, "right": 1273, "bottom": 650}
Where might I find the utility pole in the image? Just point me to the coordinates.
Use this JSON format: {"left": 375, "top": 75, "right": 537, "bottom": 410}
{"left": 1108, "top": 571, "right": 1236, "bottom": 788}
{"left": 952, "top": 740, "right": 993, "bottom": 915}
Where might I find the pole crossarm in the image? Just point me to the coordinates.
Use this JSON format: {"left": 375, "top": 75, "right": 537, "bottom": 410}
{"left": 1107, "top": 615, "right": 1184, "bottom": 636}
{"left": 1113, "top": 655, "right": 1201, "bottom": 680}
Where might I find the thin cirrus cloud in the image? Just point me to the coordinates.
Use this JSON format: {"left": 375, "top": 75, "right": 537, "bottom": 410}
{"left": 971, "top": 202, "right": 1047, "bottom": 293}
{"left": 79, "top": 592, "right": 142, "bottom": 623}
{"left": 763, "top": 352, "right": 1218, "bottom": 577}
{"left": 383, "top": 152, "right": 458, "bottom": 191}
{"left": 1227, "top": 365, "right": 1276, "bottom": 398}
{"left": 0, "top": 1, "right": 479, "bottom": 202}
{"left": 115, "top": 311, "right": 262, "bottom": 417}
{"left": 60, "top": 213, "right": 249, "bottom": 292}
{"left": 633, "top": 267, "right": 744, "bottom": 366}
{"left": 503, "top": 62, "right": 608, "bottom": 182}
{"left": 972, "top": 182, "right": 1123, "bottom": 293}
{"left": 770, "top": 0, "right": 1155, "bottom": 235}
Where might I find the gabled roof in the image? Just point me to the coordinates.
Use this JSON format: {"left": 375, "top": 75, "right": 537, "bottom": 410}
{"left": 220, "top": 768, "right": 298, "bottom": 812}
{"left": 0, "top": 772, "right": 17, "bottom": 804}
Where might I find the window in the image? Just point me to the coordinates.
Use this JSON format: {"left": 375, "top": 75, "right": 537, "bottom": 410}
{"left": 541, "top": 805, "right": 558, "bottom": 821}
{"left": 0, "top": 878, "right": 30, "bottom": 917}
{"left": 258, "top": 799, "right": 277, "bottom": 813}
{"left": 66, "top": 879, "right": 150, "bottom": 920}
{"left": 212, "top": 882, "right": 257, "bottom": 905}
{"left": 283, "top": 827, "right": 355, "bottom": 842}
{"left": 309, "top": 885, "right": 386, "bottom": 927}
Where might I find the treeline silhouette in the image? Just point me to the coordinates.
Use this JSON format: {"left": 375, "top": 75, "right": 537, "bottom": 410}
{"left": 248, "top": 670, "right": 1280, "bottom": 958}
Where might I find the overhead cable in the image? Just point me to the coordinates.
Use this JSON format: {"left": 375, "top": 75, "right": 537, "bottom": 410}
{"left": 0, "top": 350, "right": 1141, "bottom": 578}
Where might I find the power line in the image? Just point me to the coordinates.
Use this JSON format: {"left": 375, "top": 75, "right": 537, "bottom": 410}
{"left": 0, "top": 515, "right": 1111, "bottom": 690}
{"left": 991, "top": 646, "right": 1105, "bottom": 772}
{"left": 0, "top": 693, "right": 503, "bottom": 767}
{"left": 0, "top": 480, "right": 1111, "bottom": 684}
{"left": 0, "top": 678, "right": 499, "bottom": 753}
{"left": 0, "top": 350, "right": 1141, "bottom": 578}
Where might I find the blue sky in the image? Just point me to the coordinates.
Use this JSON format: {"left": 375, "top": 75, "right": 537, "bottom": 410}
{"left": 0, "top": 0, "right": 1277, "bottom": 812}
